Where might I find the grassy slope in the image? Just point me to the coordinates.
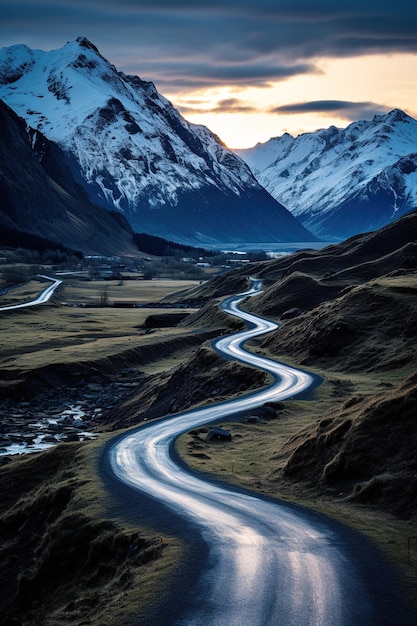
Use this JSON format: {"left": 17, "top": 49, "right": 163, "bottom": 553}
{"left": 0, "top": 439, "right": 182, "bottom": 626}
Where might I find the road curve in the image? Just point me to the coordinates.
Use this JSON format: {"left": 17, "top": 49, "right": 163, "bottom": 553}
{"left": 0, "top": 274, "right": 62, "bottom": 311}
{"left": 108, "top": 281, "right": 415, "bottom": 625}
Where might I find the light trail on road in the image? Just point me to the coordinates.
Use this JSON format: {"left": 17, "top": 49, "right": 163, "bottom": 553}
{"left": 108, "top": 280, "right": 413, "bottom": 625}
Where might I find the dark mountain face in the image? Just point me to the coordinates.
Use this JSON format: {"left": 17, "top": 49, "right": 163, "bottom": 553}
{"left": 0, "top": 38, "right": 316, "bottom": 246}
{"left": 0, "top": 100, "right": 135, "bottom": 255}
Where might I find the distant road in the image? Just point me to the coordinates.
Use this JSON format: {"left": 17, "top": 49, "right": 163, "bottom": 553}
{"left": 0, "top": 275, "right": 62, "bottom": 311}
{"left": 107, "top": 280, "right": 415, "bottom": 625}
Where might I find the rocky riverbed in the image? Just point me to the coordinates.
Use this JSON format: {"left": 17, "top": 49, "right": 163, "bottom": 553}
{"left": 0, "top": 371, "right": 142, "bottom": 461}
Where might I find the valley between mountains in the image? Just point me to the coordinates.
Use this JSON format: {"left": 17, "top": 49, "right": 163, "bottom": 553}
{"left": 0, "top": 209, "right": 417, "bottom": 625}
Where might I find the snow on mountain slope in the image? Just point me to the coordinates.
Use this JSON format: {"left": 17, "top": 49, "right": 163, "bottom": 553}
{"left": 236, "top": 110, "right": 417, "bottom": 240}
{"left": 0, "top": 37, "right": 315, "bottom": 245}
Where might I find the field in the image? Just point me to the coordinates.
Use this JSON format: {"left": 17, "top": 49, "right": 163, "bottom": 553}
{"left": 59, "top": 277, "right": 200, "bottom": 306}
{"left": 0, "top": 277, "right": 200, "bottom": 374}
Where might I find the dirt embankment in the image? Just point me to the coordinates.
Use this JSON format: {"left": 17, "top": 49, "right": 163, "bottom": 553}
{"left": 283, "top": 372, "right": 417, "bottom": 518}
{"left": 0, "top": 329, "right": 220, "bottom": 402}
{"left": 0, "top": 323, "right": 230, "bottom": 458}
{"left": 111, "top": 343, "right": 269, "bottom": 430}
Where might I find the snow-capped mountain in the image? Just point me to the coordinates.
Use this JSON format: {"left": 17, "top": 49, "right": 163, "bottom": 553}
{"left": 0, "top": 37, "right": 315, "bottom": 246}
{"left": 236, "top": 109, "right": 417, "bottom": 240}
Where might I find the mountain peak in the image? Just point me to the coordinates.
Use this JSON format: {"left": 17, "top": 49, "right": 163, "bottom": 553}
{"left": 74, "top": 36, "right": 101, "bottom": 54}
{"left": 373, "top": 108, "right": 411, "bottom": 125}
{"left": 0, "top": 38, "right": 316, "bottom": 246}
{"left": 236, "top": 109, "right": 417, "bottom": 240}
{"left": 0, "top": 43, "right": 34, "bottom": 85}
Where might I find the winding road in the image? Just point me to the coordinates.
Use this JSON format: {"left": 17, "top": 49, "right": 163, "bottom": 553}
{"left": 0, "top": 274, "right": 62, "bottom": 311}
{"left": 107, "top": 281, "right": 415, "bottom": 625}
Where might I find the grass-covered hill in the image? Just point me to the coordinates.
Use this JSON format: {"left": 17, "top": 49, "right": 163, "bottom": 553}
{"left": 283, "top": 371, "right": 417, "bottom": 519}
{"left": 0, "top": 442, "right": 176, "bottom": 626}
{"left": 90, "top": 210, "right": 417, "bottom": 527}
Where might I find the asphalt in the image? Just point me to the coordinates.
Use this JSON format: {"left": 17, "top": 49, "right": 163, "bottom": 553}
{"left": 101, "top": 439, "right": 417, "bottom": 626}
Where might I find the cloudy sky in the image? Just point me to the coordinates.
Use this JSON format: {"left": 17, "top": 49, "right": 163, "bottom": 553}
{"left": 2, "top": 0, "right": 417, "bottom": 147}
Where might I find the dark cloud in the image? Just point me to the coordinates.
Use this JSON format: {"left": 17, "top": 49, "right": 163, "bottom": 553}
{"left": 147, "top": 61, "right": 319, "bottom": 89}
{"left": 1, "top": 1, "right": 417, "bottom": 91}
{"left": 271, "top": 100, "right": 394, "bottom": 120}
{"left": 179, "top": 98, "right": 396, "bottom": 120}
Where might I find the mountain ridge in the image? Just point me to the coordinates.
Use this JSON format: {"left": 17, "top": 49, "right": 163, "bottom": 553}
{"left": 236, "top": 109, "right": 417, "bottom": 240}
